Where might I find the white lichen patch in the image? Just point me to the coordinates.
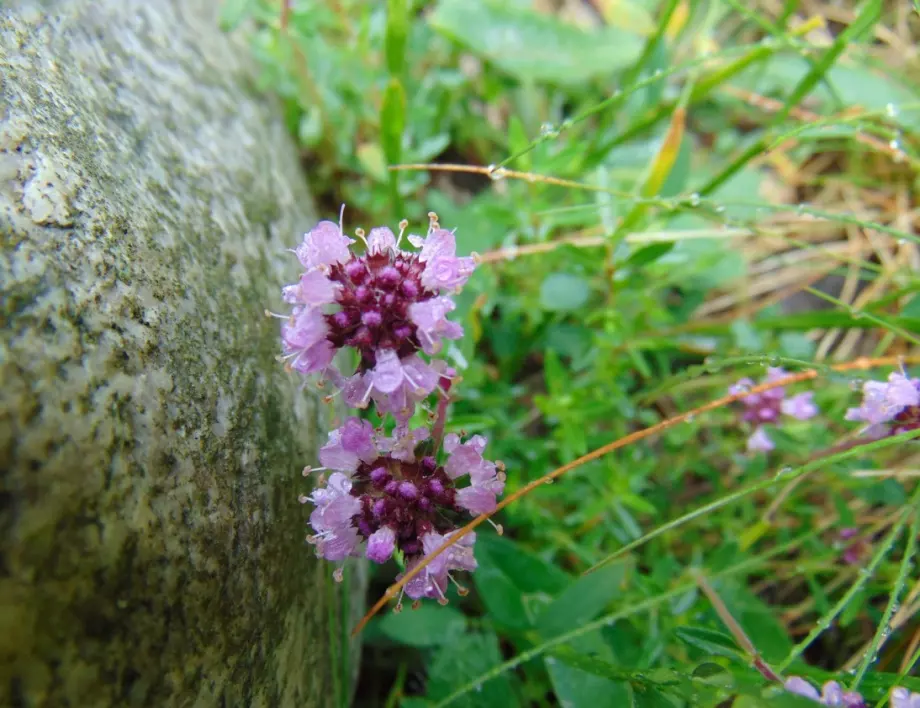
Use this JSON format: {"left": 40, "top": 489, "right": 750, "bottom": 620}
{"left": 21, "top": 151, "right": 81, "bottom": 226}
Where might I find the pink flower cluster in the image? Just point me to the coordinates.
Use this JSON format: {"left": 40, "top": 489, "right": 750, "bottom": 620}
{"left": 302, "top": 419, "right": 504, "bottom": 599}
{"left": 278, "top": 211, "right": 503, "bottom": 603}
{"left": 278, "top": 211, "right": 473, "bottom": 423}
{"left": 785, "top": 677, "right": 920, "bottom": 708}
{"left": 784, "top": 677, "right": 865, "bottom": 707}
{"left": 729, "top": 367, "right": 819, "bottom": 452}
{"left": 846, "top": 370, "right": 919, "bottom": 438}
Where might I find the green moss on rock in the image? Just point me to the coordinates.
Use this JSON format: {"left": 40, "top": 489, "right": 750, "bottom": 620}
{"left": 0, "top": 1, "right": 364, "bottom": 705}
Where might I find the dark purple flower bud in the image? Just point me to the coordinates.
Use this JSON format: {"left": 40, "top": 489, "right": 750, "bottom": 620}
{"left": 418, "top": 497, "right": 432, "bottom": 511}
{"left": 357, "top": 518, "right": 374, "bottom": 536}
{"left": 421, "top": 456, "right": 437, "bottom": 473}
{"left": 378, "top": 266, "right": 401, "bottom": 288}
{"left": 355, "top": 285, "right": 373, "bottom": 303}
{"left": 372, "top": 498, "right": 387, "bottom": 517}
{"left": 384, "top": 480, "right": 398, "bottom": 495}
{"left": 362, "top": 310, "right": 383, "bottom": 328}
{"left": 332, "top": 310, "right": 351, "bottom": 329}
{"left": 370, "top": 466, "right": 389, "bottom": 484}
{"left": 398, "top": 481, "right": 418, "bottom": 500}
{"left": 400, "top": 279, "right": 420, "bottom": 298}
{"left": 427, "top": 478, "right": 444, "bottom": 496}
{"left": 394, "top": 325, "right": 413, "bottom": 340}
{"left": 345, "top": 259, "right": 366, "bottom": 283}
{"left": 382, "top": 293, "right": 396, "bottom": 308}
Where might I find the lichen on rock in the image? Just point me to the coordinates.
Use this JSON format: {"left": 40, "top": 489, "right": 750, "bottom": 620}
{"left": 0, "top": 1, "right": 364, "bottom": 706}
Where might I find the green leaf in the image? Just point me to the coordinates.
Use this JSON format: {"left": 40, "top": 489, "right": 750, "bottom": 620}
{"left": 539, "top": 273, "right": 591, "bottom": 312}
{"left": 473, "top": 565, "right": 532, "bottom": 630}
{"left": 674, "top": 626, "right": 746, "bottom": 662}
{"left": 219, "top": 0, "right": 253, "bottom": 31}
{"left": 385, "top": 0, "right": 409, "bottom": 75}
{"left": 430, "top": 0, "right": 643, "bottom": 85}
{"left": 426, "top": 632, "right": 517, "bottom": 708}
{"left": 380, "top": 78, "right": 407, "bottom": 166}
{"left": 545, "top": 658, "right": 631, "bottom": 708}
{"left": 535, "top": 562, "right": 627, "bottom": 639}
{"left": 475, "top": 534, "right": 570, "bottom": 594}
{"left": 625, "top": 242, "right": 675, "bottom": 268}
{"left": 376, "top": 604, "right": 467, "bottom": 647}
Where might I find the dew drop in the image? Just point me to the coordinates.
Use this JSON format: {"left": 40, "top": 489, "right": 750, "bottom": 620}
{"left": 685, "top": 413, "right": 696, "bottom": 423}
{"left": 689, "top": 192, "right": 701, "bottom": 207}
{"left": 886, "top": 102, "right": 898, "bottom": 118}
{"left": 487, "top": 165, "right": 508, "bottom": 181}
{"left": 540, "top": 122, "right": 560, "bottom": 139}
{"left": 775, "top": 466, "right": 794, "bottom": 479}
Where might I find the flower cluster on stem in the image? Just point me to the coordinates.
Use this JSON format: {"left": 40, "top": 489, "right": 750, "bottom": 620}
{"left": 729, "top": 367, "right": 819, "bottom": 452}
{"left": 846, "top": 370, "right": 920, "bottom": 438}
{"left": 276, "top": 211, "right": 502, "bottom": 604}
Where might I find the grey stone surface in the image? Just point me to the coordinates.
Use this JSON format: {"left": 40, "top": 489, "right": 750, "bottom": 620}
{"left": 0, "top": 1, "right": 364, "bottom": 706}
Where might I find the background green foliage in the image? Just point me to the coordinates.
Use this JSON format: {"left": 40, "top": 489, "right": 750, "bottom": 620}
{"left": 224, "top": 0, "right": 920, "bottom": 705}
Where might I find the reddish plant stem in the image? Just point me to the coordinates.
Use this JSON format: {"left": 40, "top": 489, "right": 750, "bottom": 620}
{"left": 351, "top": 355, "right": 919, "bottom": 637}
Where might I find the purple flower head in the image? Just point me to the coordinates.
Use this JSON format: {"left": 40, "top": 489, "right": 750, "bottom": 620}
{"left": 729, "top": 368, "right": 819, "bottom": 453}
{"left": 784, "top": 677, "right": 865, "bottom": 707}
{"left": 277, "top": 211, "right": 473, "bottom": 421}
{"left": 891, "top": 688, "right": 920, "bottom": 708}
{"left": 303, "top": 423, "right": 502, "bottom": 596}
{"left": 402, "top": 531, "right": 478, "bottom": 602}
{"left": 366, "top": 526, "right": 397, "bottom": 563}
{"left": 443, "top": 433, "right": 505, "bottom": 515}
{"left": 846, "top": 371, "right": 920, "bottom": 436}
{"left": 306, "top": 472, "right": 362, "bottom": 562}
{"left": 280, "top": 307, "right": 336, "bottom": 375}
{"left": 409, "top": 227, "right": 476, "bottom": 292}
{"left": 340, "top": 351, "right": 444, "bottom": 424}
{"left": 409, "top": 296, "right": 464, "bottom": 355}
{"left": 747, "top": 426, "right": 775, "bottom": 452}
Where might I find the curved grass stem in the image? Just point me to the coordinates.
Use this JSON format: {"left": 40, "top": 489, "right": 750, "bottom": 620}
{"left": 352, "top": 355, "right": 920, "bottom": 637}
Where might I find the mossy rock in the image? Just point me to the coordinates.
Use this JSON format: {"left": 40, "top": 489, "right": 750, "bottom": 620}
{"left": 0, "top": 1, "right": 364, "bottom": 705}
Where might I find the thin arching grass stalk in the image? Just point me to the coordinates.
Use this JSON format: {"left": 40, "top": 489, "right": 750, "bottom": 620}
{"left": 696, "top": 0, "right": 882, "bottom": 196}
{"left": 776, "top": 485, "right": 920, "bottom": 673}
{"left": 803, "top": 286, "right": 920, "bottom": 347}
{"left": 587, "top": 429, "right": 920, "bottom": 576}
{"left": 389, "top": 163, "right": 920, "bottom": 246}
{"left": 432, "top": 529, "right": 823, "bottom": 708}
{"left": 848, "top": 505, "right": 920, "bottom": 689}
{"left": 491, "top": 37, "right": 814, "bottom": 170}
{"left": 352, "top": 355, "right": 919, "bottom": 636}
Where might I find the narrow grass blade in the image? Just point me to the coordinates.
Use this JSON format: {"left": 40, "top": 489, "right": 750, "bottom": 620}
{"left": 777, "top": 486, "right": 920, "bottom": 673}
{"left": 850, "top": 506, "right": 920, "bottom": 688}
{"left": 585, "top": 429, "right": 920, "bottom": 575}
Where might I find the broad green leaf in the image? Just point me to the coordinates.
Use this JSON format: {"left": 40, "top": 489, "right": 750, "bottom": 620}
{"left": 380, "top": 78, "right": 407, "bottom": 166}
{"left": 473, "top": 565, "right": 532, "bottom": 630}
{"left": 376, "top": 604, "right": 467, "bottom": 647}
{"left": 625, "top": 242, "right": 676, "bottom": 268}
{"left": 535, "top": 562, "right": 627, "bottom": 639}
{"left": 545, "top": 658, "right": 631, "bottom": 708}
{"left": 674, "top": 626, "right": 746, "bottom": 662}
{"left": 540, "top": 273, "right": 591, "bottom": 312}
{"left": 385, "top": 0, "right": 409, "bottom": 75}
{"left": 474, "top": 534, "right": 570, "bottom": 594}
{"left": 426, "top": 632, "right": 517, "bottom": 708}
{"left": 430, "top": 0, "right": 643, "bottom": 85}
